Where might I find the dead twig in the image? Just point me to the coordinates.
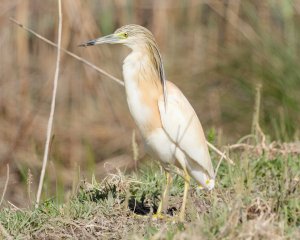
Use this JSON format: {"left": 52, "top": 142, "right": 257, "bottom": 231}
{"left": 228, "top": 141, "right": 300, "bottom": 157}
{"left": 207, "top": 141, "right": 234, "bottom": 165}
{"left": 9, "top": 18, "right": 124, "bottom": 87}
{"left": 36, "top": 0, "right": 62, "bottom": 207}
{"left": 7, "top": 201, "right": 22, "bottom": 211}
{"left": 215, "top": 151, "right": 226, "bottom": 177}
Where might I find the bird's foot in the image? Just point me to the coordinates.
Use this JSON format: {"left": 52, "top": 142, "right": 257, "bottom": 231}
{"left": 152, "top": 213, "right": 185, "bottom": 223}
{"left": 168, "top": 215, "right": 187, "bottom": 224}
{"left": 132, "top": 213, "right": 151, "bottom": 220}
{"left": 152, "top": 212, "right": 165, "bottom": 220}
{"left": 131, "top": 212, "right": 168, "bottom": 220}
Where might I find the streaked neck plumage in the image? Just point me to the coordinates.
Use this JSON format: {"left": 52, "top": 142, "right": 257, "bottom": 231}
{"left": 123, "top": 47, "right": 161, "bottom": 86}
{"left": 124, "top": 39, "right": 167, "bottom": 101}
{"left": 122, "top": 45, "right": 164, "bottom": 136}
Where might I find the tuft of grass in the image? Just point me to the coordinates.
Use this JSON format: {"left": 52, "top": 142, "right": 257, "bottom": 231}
{"left": 0, "top": 150, "right": 300, "bottom": 239}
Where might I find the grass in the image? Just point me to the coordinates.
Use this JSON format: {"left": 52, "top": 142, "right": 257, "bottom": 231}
{"left": 2, "top": 1, "right": 300, "bottom": 210}
{"left": 0, "top": 149, "right": 299, "bottom": 239}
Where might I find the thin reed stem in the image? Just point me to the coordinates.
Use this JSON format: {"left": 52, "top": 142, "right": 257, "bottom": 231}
{"left": 36, "top": 0, "right": 62, "bottom": 207}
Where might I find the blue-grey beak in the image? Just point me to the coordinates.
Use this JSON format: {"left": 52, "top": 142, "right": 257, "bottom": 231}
{"left": 78, "top": 34, "right": 119, "bottom": 47}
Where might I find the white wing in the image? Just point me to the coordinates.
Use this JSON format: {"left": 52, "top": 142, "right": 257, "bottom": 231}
{"left": 158, "top": 81, "right": 215, "bottom": 188}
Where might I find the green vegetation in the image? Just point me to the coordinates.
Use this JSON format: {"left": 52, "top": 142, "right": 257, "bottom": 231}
{"left": 1, "top": 150, "right": 299, "bottom": 239}
{"left": 1, "top": 0, "right": 300, "bottom": 210}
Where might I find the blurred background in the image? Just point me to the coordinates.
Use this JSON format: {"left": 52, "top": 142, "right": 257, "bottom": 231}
{"left": 0, "top": 0, "right": 299, "bottom": 206}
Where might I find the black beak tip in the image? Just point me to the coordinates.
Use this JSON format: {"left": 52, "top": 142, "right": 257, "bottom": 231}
{"left": 78, "top": 40, "right": 95, "bottom": 47}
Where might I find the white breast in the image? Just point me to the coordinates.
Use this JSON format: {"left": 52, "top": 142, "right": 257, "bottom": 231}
{"left": 122, "top": 52, "right": 152, "bottom": 130}
{"left": 145, "top": 128, "right": 177, "bottom": 167}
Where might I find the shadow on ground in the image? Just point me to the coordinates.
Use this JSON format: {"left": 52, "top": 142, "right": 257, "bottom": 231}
{"left": 128, "top": 197, "right": 177, "bottom": 216}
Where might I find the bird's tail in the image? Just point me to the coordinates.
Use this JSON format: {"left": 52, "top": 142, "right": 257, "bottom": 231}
{"left": 191, "top": 169, "right": 215, "bottom": 191}
{"left": 199, "top": 178, "right": 215, "bottom": 191}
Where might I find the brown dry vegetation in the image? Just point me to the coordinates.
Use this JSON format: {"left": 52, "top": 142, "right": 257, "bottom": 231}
{"left": 0, "top": 0, "right": 300, "bottom": 224}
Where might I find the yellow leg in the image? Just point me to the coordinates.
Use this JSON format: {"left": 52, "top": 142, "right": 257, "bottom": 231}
{"left": 179, "top": 171, "right": 190, "bottom": 222}
{"left": 155, "top": 171, "right": 172, "bottom": 218}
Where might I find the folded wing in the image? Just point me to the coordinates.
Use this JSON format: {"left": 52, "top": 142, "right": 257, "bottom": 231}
{"left": 158, "top": 81, "right": 215, "bottom": 188}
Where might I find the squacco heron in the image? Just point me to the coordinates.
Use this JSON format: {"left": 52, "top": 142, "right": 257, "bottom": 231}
{"left": 80, "top": 25, "right": 215, "bottom": 221}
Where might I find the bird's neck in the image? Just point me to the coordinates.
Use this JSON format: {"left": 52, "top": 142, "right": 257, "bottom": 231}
{"left": 123, "top": 49, "right": 162, "bottom": 89}
{"left": 122, "top": 49, "right": 163, "bottom": 135}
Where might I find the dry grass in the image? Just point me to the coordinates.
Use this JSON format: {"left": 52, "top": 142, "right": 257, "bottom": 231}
{"left": 0, "top": 145, "right": 299, "bottom": 239}
{"left": 36, "top": 0, "right": 62, "bottom": 206}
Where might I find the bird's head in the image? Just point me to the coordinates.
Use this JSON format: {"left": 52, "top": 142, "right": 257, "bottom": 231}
{"left": 79, "top": 24, "right": 156, "bottom": 50}
{"left": 79, "top": 24, "right": 167, "bottom": 101}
